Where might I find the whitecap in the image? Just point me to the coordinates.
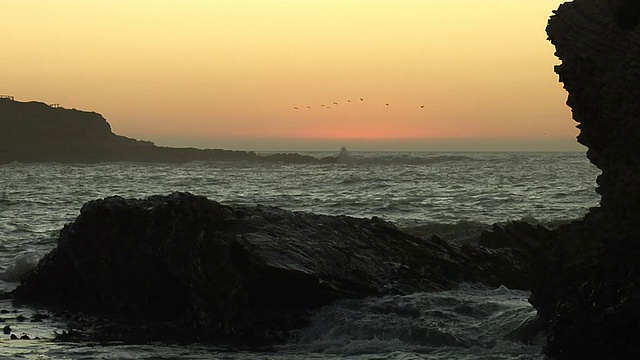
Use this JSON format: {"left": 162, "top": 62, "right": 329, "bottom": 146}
{"left": 0, "top": 252, "right": 42, "bottom": 282}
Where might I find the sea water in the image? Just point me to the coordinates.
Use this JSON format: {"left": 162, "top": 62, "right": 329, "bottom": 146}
{"left": 0, "top": 151, "right": 600, "bottom": 359}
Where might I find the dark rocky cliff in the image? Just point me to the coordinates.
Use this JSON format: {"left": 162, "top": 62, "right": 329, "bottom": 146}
{"left": 12, "top": 192, "right": 542, "bottom": 343}
{"left": 530, "top": 1, "right": 640, "bottom": 358}
{"left": 547, "top": 0, "right": 640, "bottom": 216}
{"left": 0, "top": 99, "right": 122, "bottom": 162}
{"left": 0, "top": 98, "right": 336, "bottom": 164}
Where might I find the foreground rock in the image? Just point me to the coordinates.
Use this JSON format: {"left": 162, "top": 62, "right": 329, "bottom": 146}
{"left": 13, "top": 192, "right": 537, "bottom": 344}
{"left": 529, "top": 1, "right": 640, "bottom": 358}
{"left": 530, "top": 216, "right": 640, "bottom": 359}
{"left": 0, "top": 98, "right": 337, "bottom": 164}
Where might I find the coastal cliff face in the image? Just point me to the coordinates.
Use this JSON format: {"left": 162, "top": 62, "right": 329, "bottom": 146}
{"left": 0, "top": 99, "right": 120, "bottom": 162}
{"left": 547, "top": 0, "right": 640, "bottom": 215}
{"left": 0, "top": 99, "right": 336, "bottom": 164}
{"left": 531, "top": 1, "right": 640, "bottom": 358}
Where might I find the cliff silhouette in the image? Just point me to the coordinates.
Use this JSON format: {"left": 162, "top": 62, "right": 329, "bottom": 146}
{"left": 527, "top": 1, "right": 640, "bottom": 359}
{"left": 0, "top": 98, "right": 336, "bottom": 164}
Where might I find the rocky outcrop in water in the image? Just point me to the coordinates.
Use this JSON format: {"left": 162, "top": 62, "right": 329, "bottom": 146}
{"left": 0, "top": 99, "right": 336, "bottom": 164}
{"left": 529, "top": 1, "right": 640, "bottom": 358}
{"left": 13, "top": 192, "right": 538, "bottom": 343}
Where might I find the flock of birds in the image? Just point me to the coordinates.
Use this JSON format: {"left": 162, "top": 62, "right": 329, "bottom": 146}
{"left": 293, "top": 98, "right": 425, "bottom": 110}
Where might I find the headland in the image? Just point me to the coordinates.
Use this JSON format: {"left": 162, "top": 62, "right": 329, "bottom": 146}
{"left": 0, "top": 98, "right": 336, "bottom": 164}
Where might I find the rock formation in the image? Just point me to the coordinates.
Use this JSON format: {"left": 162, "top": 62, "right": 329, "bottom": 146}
{"left": 529, "top": 1, "right": 640, "bottom": 358}
{"left": 13, "top": 192, "right": 538, "bottom": 343}
{"left": 0, "top": 99, "right": 336, "bottom": 164}
{"left": 548, "top": 0, "right": 640, "bottom": 216}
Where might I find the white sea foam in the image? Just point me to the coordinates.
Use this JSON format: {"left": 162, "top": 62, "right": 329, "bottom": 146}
{"left": 0, "top": 252, "right": 42, "bottom": 282}
{"left": 286, "top": 283, "right": 542, "bottom": 359}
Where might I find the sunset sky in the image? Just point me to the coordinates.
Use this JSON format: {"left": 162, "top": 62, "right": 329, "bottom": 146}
{"left": 1, "top": 0, "right": 580, "bottom": 151}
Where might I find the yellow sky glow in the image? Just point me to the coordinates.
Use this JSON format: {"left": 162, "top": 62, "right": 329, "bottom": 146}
{"left": 1, "top": 0, "right": 579, "bottom": 151}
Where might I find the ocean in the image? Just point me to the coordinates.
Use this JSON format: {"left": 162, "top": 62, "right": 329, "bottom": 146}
{"left": 0, "top": 151, "right": 600, "bottom": 359}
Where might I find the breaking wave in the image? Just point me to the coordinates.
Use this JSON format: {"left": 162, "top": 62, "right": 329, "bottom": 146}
{"left": 286, "top": 283, "right": 544, "bottom": 359}
{"left": 0, "top": 252, "right": 43, "bottom": 282}
{"left": 335, "top": 150, "right": 475, "bottom": 166}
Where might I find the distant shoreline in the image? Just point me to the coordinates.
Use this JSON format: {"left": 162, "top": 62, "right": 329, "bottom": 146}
{"left": 0, "top": 98, "right": 339, "bottom": 165}
{"left": 0, "top": 98, "right": 584, "bottom": 160}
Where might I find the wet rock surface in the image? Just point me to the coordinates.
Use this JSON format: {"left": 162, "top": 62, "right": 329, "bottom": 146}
{"left": 479, "top": 221, "right": 554, "bottom": 253}
{"left": 13, "top": 192, "right": 536, "bottom": 344}
{"left": 530, "top": 1, "right": 640, "bottom": 358}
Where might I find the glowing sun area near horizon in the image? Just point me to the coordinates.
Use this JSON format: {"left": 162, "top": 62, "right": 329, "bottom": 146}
{"left": 1, "top": 0, "right": 581, "bottom": 151}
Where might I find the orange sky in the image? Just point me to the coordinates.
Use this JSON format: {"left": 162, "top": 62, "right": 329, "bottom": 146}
{"left": 1, "top": 0, "right": 580, "bottom": 151}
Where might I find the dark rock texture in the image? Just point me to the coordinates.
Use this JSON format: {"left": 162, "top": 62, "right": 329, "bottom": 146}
{"left": 530, "top": 1, "right": 640, "bottom": 358}
{"left": 479, "top": 221, "right": 554, "bottom": 253}
{"left": 610, "top": 0, "right": 640, "bottom": 30}
{"left": 530, "top": 217, "right": 640, "bottom": 359}
{"left": 0, "top": 99, "right": 336, "bottom": 164}
{"left": 13, "top": 192, "right": 535, "bottom": 343}
{"left": 548, "top": 0, "right": 640, "bottom": 216}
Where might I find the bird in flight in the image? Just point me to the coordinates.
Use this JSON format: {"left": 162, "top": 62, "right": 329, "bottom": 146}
{"left": 294, "top": 107, "right": 299, "bottom": 110}
{"left": 360, "top": 98, "right": 364, "bottom": 101}
{"left": 385, "top": 103, "right": 389, "bottom": 106}
{"left": 347, "top": 99, "right": 351, "bottom": 102}
{"left": 333, "top": 101, "right": 338, "bottom": 105}
{"left": 421, "top": 105, "right": 425, "bottom": 108}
